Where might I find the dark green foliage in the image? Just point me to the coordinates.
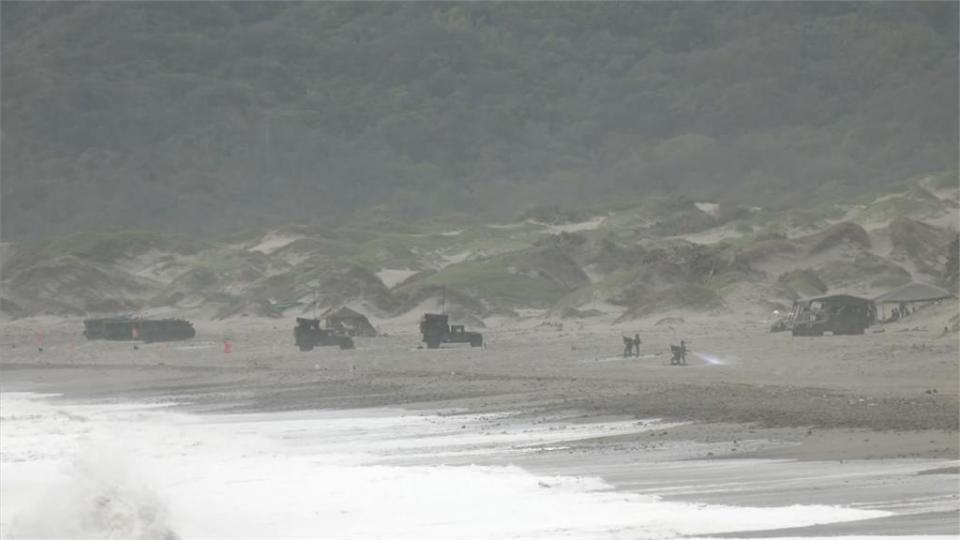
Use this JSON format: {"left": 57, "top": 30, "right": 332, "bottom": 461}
{"left": 930, "top": 170, "right": 959, "bottom": 190}
{"left": 6, "top": 254, "right": 157, "bottom": 314}
{"left": 392, "top": 284, "right": 488, "bottom": 319}
{"left": 778, "top": 269, "right": 828, "bottom": 298}
{"left": 818, "top": 252, "right": 911, "bottom": 288}
{"left": 584, "top": 236, "right": 647, "bottom": 274}
{"left": 1, "top": 230, "right": 204, "bottom": 279}
{"left": 616, "top": 284, "right": 723, "bottom": 321}
{"left": 946, "top": 235, "right": 959, "bottom": 289}
{"left": 737, "top": 235, "right": 798, "bottom": 264}
{"left": 889, "top": 217, "right": 955, "bottom": 275}
{"left": 557, "top": 306, "right": 604, "bottom": 319}
{"left": 534, "top": 232, "right": 589, "bottom": 250}
{"left": 517, "top": 205, "right": 586, "bottom": 225}
{"left": 808, "top": 222, "right": 872, "bottom": 254}
{"left": 2, "top": 3, "right": 957, "bottom": 240}
{"left": 609, "top": 242, "right": 749, "bottom": 307}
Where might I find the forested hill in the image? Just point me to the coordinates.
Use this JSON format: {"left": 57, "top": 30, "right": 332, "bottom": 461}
{"left": 2, "top": 2, "right": 957, "bottom": 241}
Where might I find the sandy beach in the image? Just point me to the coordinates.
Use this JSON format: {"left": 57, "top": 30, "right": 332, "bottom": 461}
{"left": 4, "top": 4, "right": 958, "bottom": 538}
{"left": 1, "top": 308, "right": 957, "bottom": 538}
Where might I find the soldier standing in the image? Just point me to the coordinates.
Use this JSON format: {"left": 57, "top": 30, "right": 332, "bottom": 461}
{"left": 623, "top": 336, "right": 633, "bottom": 357}
{"left": 633, "top": 334, "right": 641, "bottom": 357}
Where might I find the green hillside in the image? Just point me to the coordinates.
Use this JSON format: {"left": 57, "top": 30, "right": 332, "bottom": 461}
{"left": 2, "top": 2, "right": 957, "bottom": 240}
{"left": 2, "top": 176, "right": 956, "bottom": 321}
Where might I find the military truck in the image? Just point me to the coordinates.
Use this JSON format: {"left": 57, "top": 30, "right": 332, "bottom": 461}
{"left": 790, "top": 294, "right": 874, "bottom": 337}
{"left": 294, "top": 317, "right": 355, "bottom": 351}
{"left": 83, "top": 317, "right": 196, "bottom": 342}
{"left": 419, "top": 313, "right": 483, "bottom": 349}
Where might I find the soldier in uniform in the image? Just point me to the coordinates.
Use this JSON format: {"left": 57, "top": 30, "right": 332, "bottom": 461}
{"left": 670, "top": 340, "right": 688, "bottom": 365}
{"left": 633, "top": 334, "right": 641, "bottom": 357}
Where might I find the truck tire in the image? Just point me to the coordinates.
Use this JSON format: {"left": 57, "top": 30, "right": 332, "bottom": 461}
{"left": 298, "top": 343, "right": 314, "bottom": 352}
{"left": 338, "top": 338, "right": 355, "bottom": 350}
{"left": 470, "top": 337, "right": 483, "bottom": 347}
{"left": 426, "top": 339, "right": 440, "bottom": 349}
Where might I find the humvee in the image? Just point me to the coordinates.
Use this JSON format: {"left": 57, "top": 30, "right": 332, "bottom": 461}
{"left": 83, "top": 317, "right": 196, "bottom": 343}
{"left": 294, "top": 317, "right": 355, "bottom": 351}
{"left": 790, "top": 294, "right": 874, "bottom": 337}
{"left": 419, "top": 313, "right": 483, "bottom": 349}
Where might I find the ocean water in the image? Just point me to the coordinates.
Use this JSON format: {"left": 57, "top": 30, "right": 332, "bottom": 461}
{"left": 0, "top": 392, "right": 904, "bottom": 539}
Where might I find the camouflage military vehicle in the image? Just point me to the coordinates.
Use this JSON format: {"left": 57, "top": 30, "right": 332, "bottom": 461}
{"left": 790, "top": 294, "right": 874, "bottom": 337}
{"left": 294, "top": 317, "right": 355, "bottom": 351}
{"left": 83, "top": 317, "right": 196, "bottom": 342}
{"left": 419, "top": 313, "right": 483, "bottom": 349}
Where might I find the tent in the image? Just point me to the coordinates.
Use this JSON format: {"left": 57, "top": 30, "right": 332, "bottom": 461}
{"left": 873, "top": 282, "right": 954, "bottom": 322}
{"left": 874, "top": 283, "right": 954, "bottom": 304}
{"left": 322, "top": 306, "right": 378, "bottom": 337}
{"left": 804, "top": 294, "right": 873, "bottom": 305}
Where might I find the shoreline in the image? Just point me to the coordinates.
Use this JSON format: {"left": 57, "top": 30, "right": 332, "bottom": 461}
{"left": 2, "top": 318, "right": 958, "bottom": 536}
{"left": 1, "top": 352, "right": 958, "bottom": 465}
{"left": 2, "top": 387, "right": 957, "bottom": 538}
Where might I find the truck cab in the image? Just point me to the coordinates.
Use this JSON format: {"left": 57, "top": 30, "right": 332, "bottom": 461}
{"left": 294, "top": 317, "right": 355, "bottom": 351}
{"left": 791, "top": 294, "right": 873, "bottom": 336}
{"left": 420, "top": 313, "right": 483, "bottom": 349}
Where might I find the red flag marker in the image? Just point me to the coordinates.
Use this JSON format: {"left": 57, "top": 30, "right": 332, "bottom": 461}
{"left": 223, "top": 341, "right": 233, "bottom": 354}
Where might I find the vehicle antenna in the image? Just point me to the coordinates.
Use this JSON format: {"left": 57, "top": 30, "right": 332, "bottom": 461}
{"left": 312, "top": 285, "right": 318, "bottom": 319}
{"left": 441, "top": 286, "right": 446, "bottom": 314}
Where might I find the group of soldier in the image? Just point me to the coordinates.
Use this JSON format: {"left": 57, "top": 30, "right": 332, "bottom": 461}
{"left": 887, "top": 302, "right": 913, "bottom": 322}
{"left": 622, "top": 333, "right": 642, "bottom": 357}
{"left": 622, "top": 333, "right": 688, "bottom": 365}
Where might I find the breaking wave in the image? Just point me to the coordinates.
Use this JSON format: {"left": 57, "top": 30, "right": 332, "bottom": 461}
{"left": 8, "top": 446, "right": 179, "bottom": 540}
